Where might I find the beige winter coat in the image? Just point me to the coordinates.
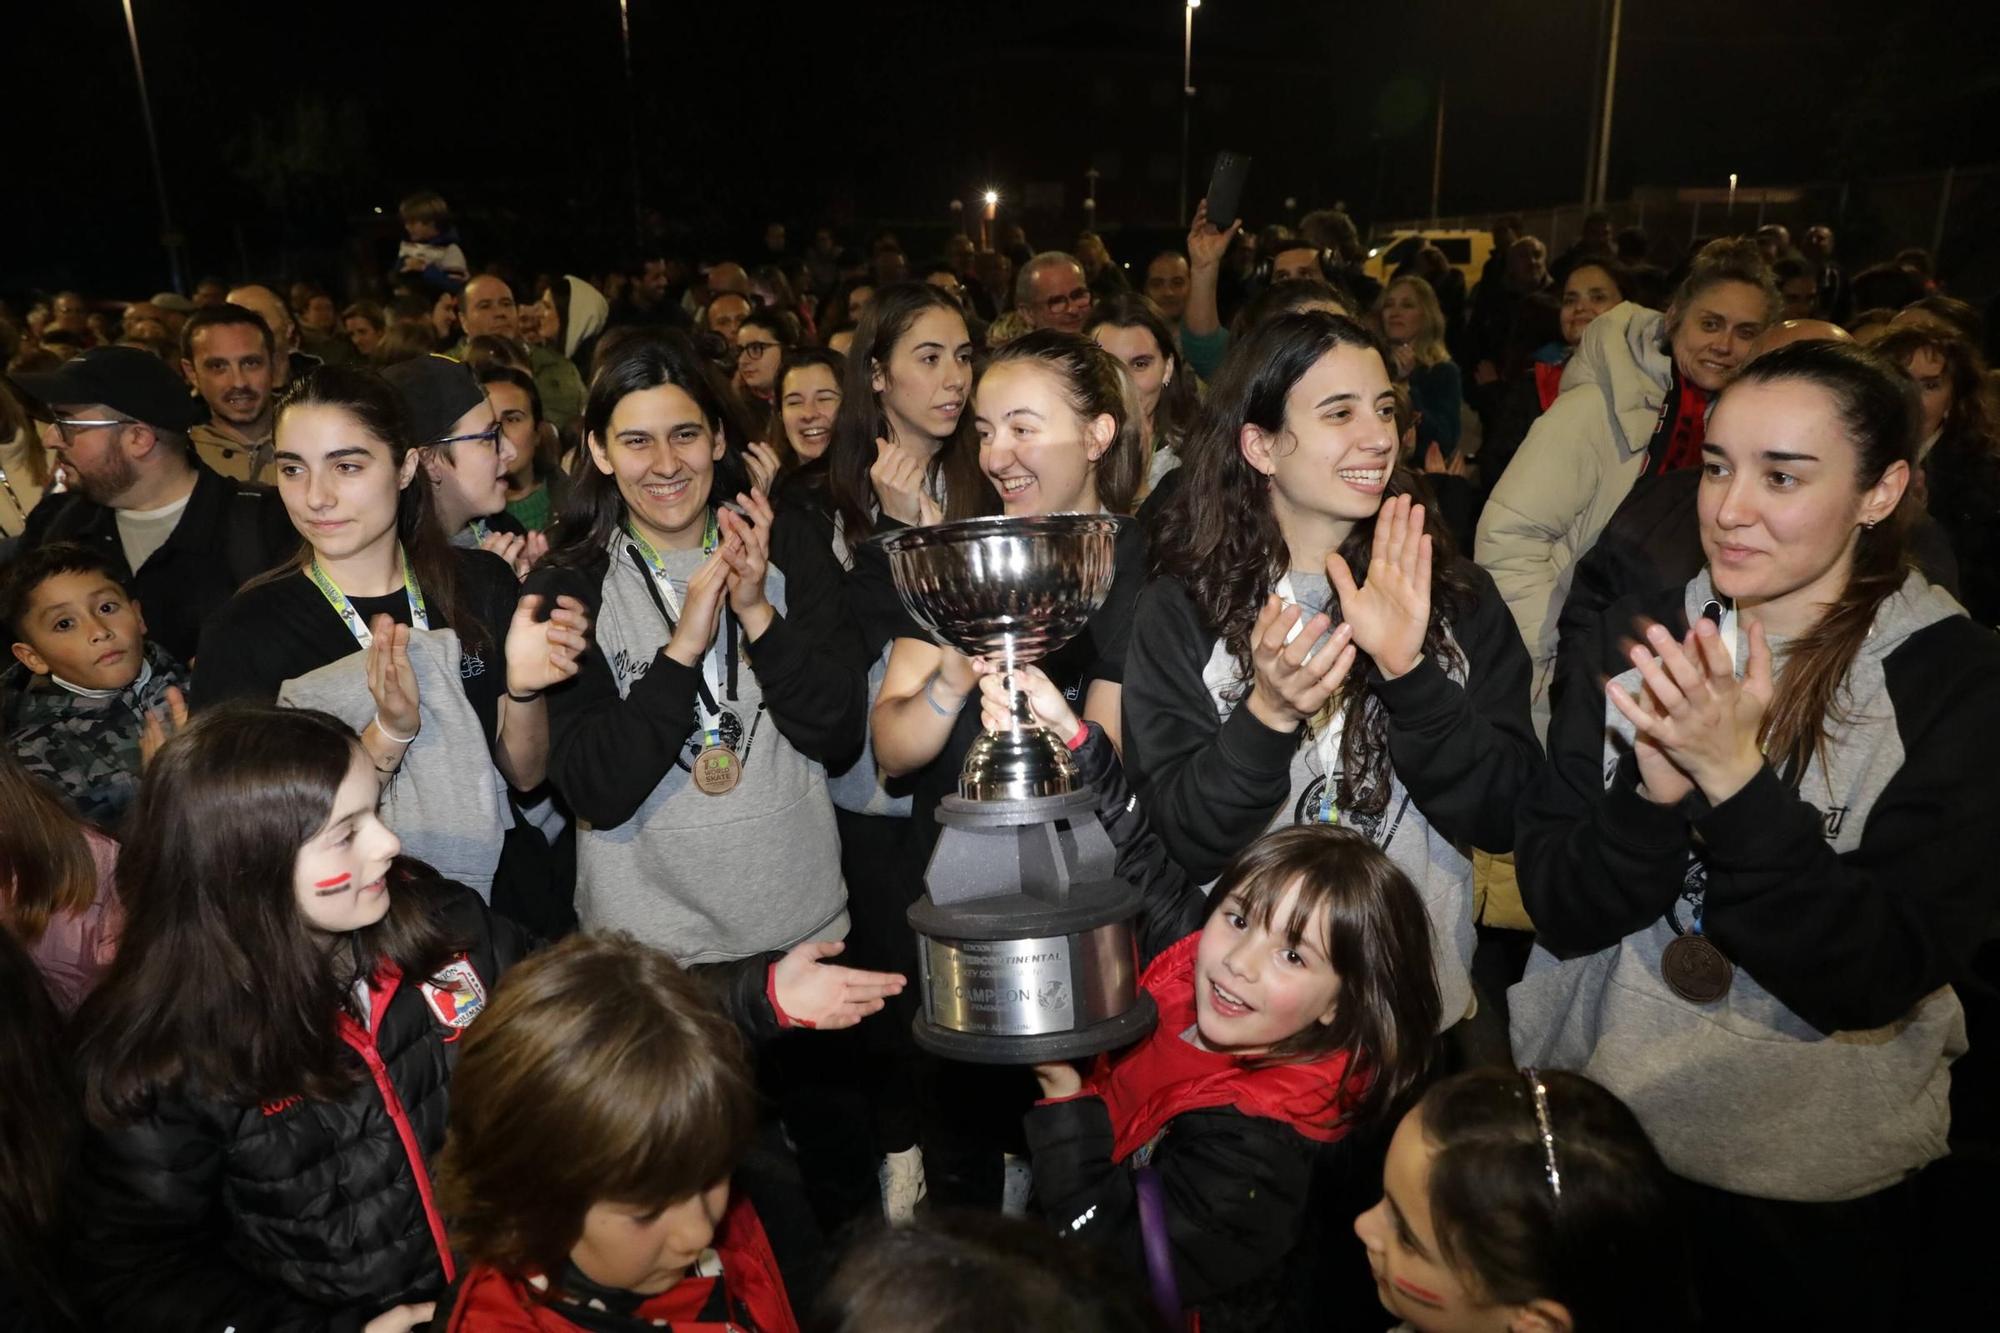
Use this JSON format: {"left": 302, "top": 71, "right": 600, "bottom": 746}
{"left": 1474, "top": 302, "right": 1673, "bottom": 737}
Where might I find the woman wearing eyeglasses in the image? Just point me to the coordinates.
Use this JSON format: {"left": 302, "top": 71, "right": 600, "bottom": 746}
{"left": 192, "top": 364, "right": 590, "bottom": 901}
{"left": 732, "top": 308, "right": 799, "bottom": 412}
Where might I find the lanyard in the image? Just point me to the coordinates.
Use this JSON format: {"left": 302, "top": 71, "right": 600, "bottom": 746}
{"left": 624, "top": 511, "right": 719, "bottom": 618}
{"left": 307, "top": 547, "right": 430, "bottom": 649}
{"left": 624, "top": 511, "right": 737, "bottom": 720}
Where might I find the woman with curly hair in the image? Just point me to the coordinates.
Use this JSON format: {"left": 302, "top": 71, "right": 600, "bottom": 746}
{"left": 1124, "top": 310, "right": 1540, "bottom": 1047}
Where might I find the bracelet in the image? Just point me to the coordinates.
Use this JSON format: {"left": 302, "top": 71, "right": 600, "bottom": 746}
{"left": 374, "top": 757, "right": 403, "bottom": 776}
{"left": 506, "top": 687, "right": 542, "bottom": 703}
{"left": 1065, "top": 719, "right": 1090, "bottom": 751}
{"left": 373, "top": 713, "right": 417, "bottom": 745}
{"left": 924, "top": 673, "right": 966, "bottom": 718}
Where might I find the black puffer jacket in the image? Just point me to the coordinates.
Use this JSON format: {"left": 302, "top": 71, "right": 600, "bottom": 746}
{"left": 70, "top": 882, "right": 531, "bottom": 1333}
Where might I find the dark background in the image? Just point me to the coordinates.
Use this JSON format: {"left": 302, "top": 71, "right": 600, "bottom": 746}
{"left": 7, "top": 0, "right": 1994, "bottom": 298}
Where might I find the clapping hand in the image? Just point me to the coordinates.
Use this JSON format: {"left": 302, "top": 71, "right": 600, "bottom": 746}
{"left": 366, "top": 616, "right": 421, "bottom": 740}
{"left": 1245, "top": 596, "right": 1356, "bottom": 732}
{"left": 479, "top": 528, "right": 550, "bottom": 580}
{"left": 663, "top": 544, "right": 735, "bottom": 668}
{"left": 138, "top": 685, "right": 188, "bottom": 769}
{"left": 771, "top": 941, "right": 907, "bottom": 1030}
{"left": 504, "top": 593, "right": 591, "bottom": 698}
{"left": 744, "top": 441, "right": 782, "bottom": 496}
{"left": 717, "top": 491, "right": 775, "bottom": 626}
{"left": 1609, "top": 617, "right": 1772, "bottom": 806}
{"left": 1327, "top": 493, "right": 1430, "bottom": 680}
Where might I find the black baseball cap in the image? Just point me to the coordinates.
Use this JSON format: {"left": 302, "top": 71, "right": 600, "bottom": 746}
{"left": 7, "top": 346, "right": 206, "bottom": 431}
{"left": 382, "top": 353, "right": 486, "bottom": 443}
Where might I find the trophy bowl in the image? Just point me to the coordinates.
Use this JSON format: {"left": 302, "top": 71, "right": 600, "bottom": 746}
{"left": 875, "top": 512, "right": 1154, "bottom": 1063}
{"left": 875, "top": 513, "right": 1123, "bottom": 802}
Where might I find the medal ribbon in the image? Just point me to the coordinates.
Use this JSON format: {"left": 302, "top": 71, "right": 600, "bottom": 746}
{"left": 307, "top": 547, "right": 430, "bottom": 649}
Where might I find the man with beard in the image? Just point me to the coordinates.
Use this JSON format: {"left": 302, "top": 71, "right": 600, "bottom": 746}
{"left": 181, "top": 304, "right": 278, "bottom": 483}
{"left": 7, "top": 347, "right": 294, "bottom": 664}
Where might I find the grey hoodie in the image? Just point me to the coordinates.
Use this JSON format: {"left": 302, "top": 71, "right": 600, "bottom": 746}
{"left": 1511, "top": 569, "right": 1972, "bottom": 1201}
{"left": 570, "top": 539, "right": 848, "bottom": 964}
{"left": 278, "top": 628, "right": 511, "bottom": 899}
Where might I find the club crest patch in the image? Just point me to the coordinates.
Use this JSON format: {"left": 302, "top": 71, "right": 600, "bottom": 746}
{"left": 420, "top": 957, "right": 487, "bottom": 1030}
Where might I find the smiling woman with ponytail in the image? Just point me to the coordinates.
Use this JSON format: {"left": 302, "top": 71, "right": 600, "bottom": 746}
{"left": 1512, "top": 338, "right": 2000, "bottom": 1328}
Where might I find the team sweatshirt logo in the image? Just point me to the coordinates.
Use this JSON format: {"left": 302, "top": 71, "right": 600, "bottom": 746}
{"left": 420, "top": 957, "right": 488, "bottom": 1030}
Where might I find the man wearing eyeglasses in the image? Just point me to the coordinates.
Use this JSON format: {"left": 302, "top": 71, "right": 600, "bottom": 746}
{"left": 6, "top": 347, "right": 296, "bottom": 663}
{"left": 451, "top": 274, "right": 586, "bottom": 437}
{"left": 1016, "top": 252, "right": 1094, "bottom": 335}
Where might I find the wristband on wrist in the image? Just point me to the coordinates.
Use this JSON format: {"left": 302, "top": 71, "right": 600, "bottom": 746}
{"left": 924, "top": 672, "right": 965, "bottom": 718}
{"left": 373, "top": 713, "right": 417, "bottom": 745}
{"left": 1065, "top": 719, "right": 1090, "bottom": 751}
{"left": 506, "top": 687, "right": 542, "bottom": 703}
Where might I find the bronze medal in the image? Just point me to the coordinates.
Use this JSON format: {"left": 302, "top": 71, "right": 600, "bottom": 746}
{"left": 1661, "top": 934, "right": 1733, "bottom": 1004}
{"left": 692, "top": 745, "right": 741, "bottom": 796}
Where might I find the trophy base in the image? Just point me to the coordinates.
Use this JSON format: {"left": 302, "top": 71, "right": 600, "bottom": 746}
{"left": 912, "top": 992, "right": 1159, "bottom": 1064}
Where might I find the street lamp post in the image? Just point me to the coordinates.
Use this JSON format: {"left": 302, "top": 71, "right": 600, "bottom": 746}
{"left": 617, "top": 0, "right": 644, "bottom": 249}
{"left": 1179, "top": 0, "right": 1200, "bottom": 227}
{"left": 120, "top": 0, "right": 183, "bottom": 293}
{"left": 1589, "top": 0, "right": 1624, "bottom": 210}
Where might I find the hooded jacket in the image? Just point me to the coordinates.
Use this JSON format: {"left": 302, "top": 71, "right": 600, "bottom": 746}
{"left": 524, "top": 509, "right": 865, "bottom": 964}
{"left": 1475, "top": 302, "right": 1675, "bottom": 736}
{"left": 1121, "top": 561, "right": 1539, "bottom": 1030}
{"left": 1510, "top": 569, "right": 2000, "bottom": 1201}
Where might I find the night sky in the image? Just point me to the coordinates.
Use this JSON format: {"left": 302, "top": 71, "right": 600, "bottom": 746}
{"left": 9, "top": 0, "right": 1990, "bottom": 297}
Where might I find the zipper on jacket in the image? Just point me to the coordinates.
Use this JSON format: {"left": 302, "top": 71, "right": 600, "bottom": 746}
{"left": 337, "top": 970, "right": 457, "bottom": 1283}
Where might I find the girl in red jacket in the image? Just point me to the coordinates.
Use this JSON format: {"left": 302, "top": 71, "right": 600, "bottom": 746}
{"left": 988, "top": 667, "right": 1442, "bottom": 1330}
{"left": 432, "top": 930, "right": 902, "bottom": 1330}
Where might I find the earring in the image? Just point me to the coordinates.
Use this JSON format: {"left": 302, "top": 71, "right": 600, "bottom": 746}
{"left": 1863, "top": 518, "right": 1877, "bottom": 530}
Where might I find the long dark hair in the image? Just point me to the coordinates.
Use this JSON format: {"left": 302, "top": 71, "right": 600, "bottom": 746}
{"left": 1151, "top": 310, "right": 1473, "bottom": 818}
{"left": 0, "top": 930, "right": 82, "bottom": 1329}
{"left": 984, "top": 329, "right": 1145, "bottom": 515}
{"left": 265, "top": 364, "right": 489, "bottom": 657}
{"left": 543, "top": 332, "right": 752, "bottom": 571}
{"left": 1418, "top": 1069, "right": 1692, "bottom": 1332}
{"left": 1207, "top": 825, "right": 1439, "bottom": 1127}
{"left": 1084, "top": 292, "right": 1199, "bottom": 457}
{"left": 72, "top": 706, "right": 464, "bottom": 1121}
{"left": 825, "top": 282, "right": 990, "bottom": 544}
{"left": 1723, "top": 339, "right": 1922, "bottom": 780}
{"left": 766, "top": 346, "right": 848, "bottom": 474}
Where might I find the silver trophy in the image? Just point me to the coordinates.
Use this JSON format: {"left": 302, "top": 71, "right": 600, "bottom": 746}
{"left": 877, "top": 514, "right": 1158, "bottom": 1063}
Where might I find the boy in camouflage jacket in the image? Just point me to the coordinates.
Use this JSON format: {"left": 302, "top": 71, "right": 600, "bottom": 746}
{"left": 3, "top": 542, "right": 188, "bottom": 826}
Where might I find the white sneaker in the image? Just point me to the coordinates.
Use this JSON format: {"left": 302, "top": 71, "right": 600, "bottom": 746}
{"left": 879, "top": 1146, "right": 926, "bottom": 1224}
{"left": 1001, "top": 1152, "right": 1033, "bottom": 1217}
